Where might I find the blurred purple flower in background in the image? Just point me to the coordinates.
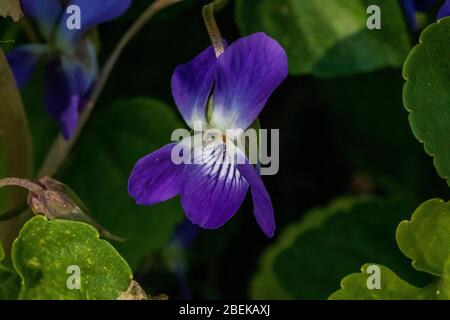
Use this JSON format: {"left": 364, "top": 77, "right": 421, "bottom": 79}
{"left": 401, "top": 0, "right": 450, "bottom": 30}
{"left": 167, "top": 220, "right": 200, "bottom": 299}
{"left": 128, "top": 32, "right": 288, "bottom": 238}
{"left": 437, "top": 0, "right": 450, "bottom": 18}
{"left": 7, "top": 0, "right": 132, "bottom": 139}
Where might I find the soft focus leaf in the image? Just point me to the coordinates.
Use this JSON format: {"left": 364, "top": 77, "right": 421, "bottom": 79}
{"left": 331, "top": 199, "right": 450, "bottom": 300}
{"left": 12, "top": 216, "right": 132, "bottom": 299}
{"left": 403, "top": 18, "right": 450, "bottom": 187}
{"left": 0, "top": 240, "right": 20, "bottom": 300}
{"left": 0, "top": 47, "right": 33, "bottom": 252}
{"left": 0, "top": 269, "right": 20, "bottom": 299}
{"left": 236, "top": 0, "right": 410, "bottom": 77}
{"left": 250, "top": 197, "right": 353, "bottom": 299}
{"left": 62, "top": 97, "right": 184, "bottom": 269}
{"left": 251, "top": 197, "right": 429, "bottom": 299}
{"left": 0, "top": 238, "right": 4, "bottom": 264}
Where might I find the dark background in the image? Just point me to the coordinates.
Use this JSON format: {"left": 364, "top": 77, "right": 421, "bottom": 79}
{"left": 1, "top": 0, "right": 449, "bottom": 299}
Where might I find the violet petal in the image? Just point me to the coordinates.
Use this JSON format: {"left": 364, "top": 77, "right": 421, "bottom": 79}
{"left": 171, "top": 46, "right": 217, "bottom": 128}
{"left": 128, "top": 143, "right": 184, "bottom": 205}
{"left": 180, "top": 142, "right": 249, "bottom": 229}
{"left": 211, "top": 32, "right": 288, "bottom": 130}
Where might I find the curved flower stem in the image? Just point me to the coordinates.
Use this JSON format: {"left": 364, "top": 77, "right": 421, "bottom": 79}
{"left": 38, "top": 0, "right": 182, "bottom": 178}
{"left": 202, "top": 5, "right": 224, "bottom": 57}
{"left": 0, "top": 177, "right": 42, "bottom": 194}
{"left": 202, "top": 0, "right": 229, "bottom": 57}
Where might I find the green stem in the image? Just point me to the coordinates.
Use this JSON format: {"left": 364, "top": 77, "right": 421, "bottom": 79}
{"left": 202, "top": 5, "right": 224, "bottom": 57}
{"left": 202, "top": 0, "right": 230, "bottom": 57}
{"left": 38, "top": 0, "right": 182, "bottom": 178}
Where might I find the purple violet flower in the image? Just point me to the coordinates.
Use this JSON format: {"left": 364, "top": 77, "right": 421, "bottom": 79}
{"left": 401, "top": 0, "right": 450, "bottom": 30}
{"left": 128, "top": 32, "right": 288, "bottom": 238}
{"left": 6, "top": 0, "right": 132, "bottom": 139}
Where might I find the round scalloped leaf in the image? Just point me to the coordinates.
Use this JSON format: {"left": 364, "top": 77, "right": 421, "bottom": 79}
{"left": 403, "top": 18, "right": 450, "bottom": 186}
{"left": 397, "top": 199, "right": 450, "bottom": 277}
{"left": 251, "top": 197, "right": 428, "bottom": 299}
{"left": 236, "top": 0, "right": 410, "bottom": 77}
{"left": 331, "top": 199, "right": 450, "bottom": 300}
{"left": 329, "top": 264, "right": 430, "bottom": 300}
{"left": 12, "top": 216, "right": 132, "bottom": 299}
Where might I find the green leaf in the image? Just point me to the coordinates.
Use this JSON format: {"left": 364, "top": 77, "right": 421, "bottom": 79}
{"left": 330, "top": 199, "right": 450, "bottom": 300}
{"left": 251, "top": 197, "right": 429, "bottom": 299}
{"left": 12, "top": 216, "right": 132, "bottom": 299}
{"left": 403, "top": 18, "right": 450, "bottom": 187}
{"left": 397, "top": 199, "right": 450, "bottom": 277}
{"left": 236, "top": 0, "right": 410, "bottom": 77}
{"left": 328, "top": 264, "right": 429, "bottom": 300}
{"left": 62, "top": 97, "right": 184, "bottom": 269}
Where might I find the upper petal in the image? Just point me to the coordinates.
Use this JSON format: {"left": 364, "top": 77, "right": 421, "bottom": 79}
{"left": 171, "top": 46, "right": 217, "bottom": 128}
{"left": 128, "top": 143, "right": 184, "bottom": 205}
{"left": 6, "top": 44, "right": 48, "bottom": 88}
{"left": 210, "top": 32, "right": 288, "bottom": 130}
{"left": 55, "top": 0, "right": 132, "bottom": 49}
{"left": 437, "top": 0, "right": 450, "bottom": 20}
{"left": 180, "top": 142, "right": 249, "bottom": 229}
{"left": 236, "top": 153, "right": 275, "bottom": 238}
{"left": 21, "top": 0, "right": 63, "bottom": 39}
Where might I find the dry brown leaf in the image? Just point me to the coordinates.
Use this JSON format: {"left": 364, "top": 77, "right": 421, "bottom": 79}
{"left": 0, "top": 0, "right": 23, "bottom": 22}
{"left": 117, "top": 280, "right": 169, "bottom": 300}
{"left": 117, "top": 280, "right": 149, "bottom": 300}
